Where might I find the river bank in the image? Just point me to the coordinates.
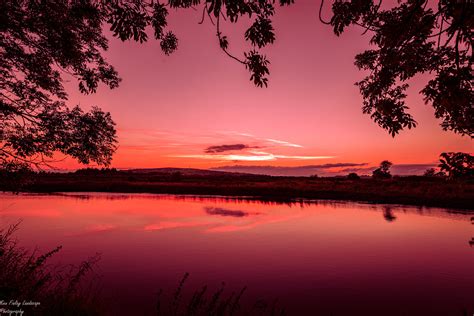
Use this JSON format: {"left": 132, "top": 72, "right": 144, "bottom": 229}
{"left": 12, "top": 171, "right": 474, "bottom": 210}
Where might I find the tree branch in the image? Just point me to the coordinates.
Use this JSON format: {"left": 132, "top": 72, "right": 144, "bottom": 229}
{"left": 216, "top": 15, "right": 246, "bottom": 65}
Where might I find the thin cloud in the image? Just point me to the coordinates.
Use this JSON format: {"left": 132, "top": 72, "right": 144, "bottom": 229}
{"left": 171, "top": 154, "right": 275, "bottom": 161}
{"left": 205, "top": 144, "right": 256, "bottom": 153}
{"left": 265, "top": 138, "right": 303, "bottom": 148}
{"left": 170, "top": 154, "right": 333, "bottom": 161}
{"left": 120, "top": 144, "right": 184, "bottom": 151}
{"left": 220, "top": 131, "right": 256, "bottom": 137}
{"left": 274, "top": 155, "right": 333, "bottom": 160}
{"left": 220, "top": 131, "right": 303, "bottom": 148}
{"left": 119, "top": 129, "right": 308, "bottom": 158}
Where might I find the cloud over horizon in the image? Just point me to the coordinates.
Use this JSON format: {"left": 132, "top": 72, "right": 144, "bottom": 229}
{"left": 170, "top": 153, "right": 333, "bottom": 161}
{"left": 170, "top": 133, "right": 333, "bottom": 162}
{"left": 205, "top": 144, "right": 256, "bottom": 153}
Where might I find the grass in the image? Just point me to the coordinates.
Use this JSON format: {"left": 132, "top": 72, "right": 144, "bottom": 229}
{"left": 12, "top": 170, "right": 474, "bottom": 210}
{"left": 0, "top": 222, "right": 103, "bottom": 315}
{"left": 156, "top": 273, "right": 287, "bottom": 316}
{"left": 0, "top": 223, "right": 287, "bottom": 315}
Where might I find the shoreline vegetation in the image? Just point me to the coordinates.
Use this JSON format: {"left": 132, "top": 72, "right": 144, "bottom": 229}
{"left": 6, "top": 168, "right": 474, "bottom": 211}
{"left": 0, "top": 223, "right": 104, "bottom": 315}
{"left": 0, "top": 223, "right": 287, "bottom": 316}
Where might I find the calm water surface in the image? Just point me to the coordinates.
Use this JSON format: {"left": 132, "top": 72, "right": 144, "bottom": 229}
{"left": 1, "top": 193, "right": 473, "bottom": 315}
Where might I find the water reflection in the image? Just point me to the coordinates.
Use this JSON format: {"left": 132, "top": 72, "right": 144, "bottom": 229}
{"left": 470, "top": 217, "right": 474, "bottom": 247}
{"left": 32, "top": 192, "right": 474, "bottom": 216}
{"left": 0, "top": 193, "right": 473, "bottom": 315}
{"left": 204, "top": 207, "right": 251, "bottom": 217}
{"left": 383, "top": 206, "right": 397, "bottom": 222}
{"left": 1, "top": 193, "right": 472, "bottom": 236}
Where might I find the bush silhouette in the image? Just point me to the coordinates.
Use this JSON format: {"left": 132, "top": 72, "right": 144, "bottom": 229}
{"left": 372, "top": 160, "right": 392, "bottom": 180}
{"left": 347, "top": 173, "right": 360, "bottom": 180}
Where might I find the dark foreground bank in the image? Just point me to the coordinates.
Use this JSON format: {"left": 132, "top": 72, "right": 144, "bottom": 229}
{"left": 7, "top": 169, "right": 474, "bottom": 210}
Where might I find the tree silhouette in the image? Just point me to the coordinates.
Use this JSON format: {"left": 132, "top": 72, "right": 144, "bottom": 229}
{"left": 372, "top": 160, "right": 392, "bottom": 179}
{"left": 438, "top": 152, "right": 474, "bottom": 179}
{"left": 1, "top": 1, "right": 472, "bottom": 170}
{"left": 1, "top": 1, "right": 123, "bottom": 170}
{"left": 1, "top": 0, "right": 292, "bottom": 170}
{"left": 321, "top": 0, "right": 473, "bottom": 137}
{"left": 347, "top": 172, "right": 360, "bottom": 180}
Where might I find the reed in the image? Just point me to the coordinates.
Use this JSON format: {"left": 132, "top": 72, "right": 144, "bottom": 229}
{"left": 1, "top": 224, "right": 287, "bottom": 315}
{"left": 0, "top": 222, "right": 103, "bottom": 315}
{"left": 156, "top": 273, "right": 286, "bottom": 316}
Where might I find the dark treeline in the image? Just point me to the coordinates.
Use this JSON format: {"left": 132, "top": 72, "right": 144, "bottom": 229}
{"left": 5, "top": 168, "right": 473, "bottom": 210}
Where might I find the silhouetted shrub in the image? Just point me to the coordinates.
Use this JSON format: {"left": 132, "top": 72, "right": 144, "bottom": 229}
{"left": 439, "top": 152, "right": 474, "bottom": 179}
{"left": 0, "top": 163, "right": 35, "bottom": 192}
{"left": 372, "top": 160, "right": 392, "bottom": 179}
{"left": 0, "top": 223, "right": 102, "bottom": 315}
{"left": 347, "top": 173, "right": 360, "bottom": 180}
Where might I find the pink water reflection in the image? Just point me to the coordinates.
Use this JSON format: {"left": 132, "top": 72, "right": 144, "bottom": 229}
{"left": 1, "top": 193, "right": 473, "bottom": 315}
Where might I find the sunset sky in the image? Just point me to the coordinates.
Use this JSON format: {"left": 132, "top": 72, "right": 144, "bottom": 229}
{"left": 62, "top": 1, "right": 472, "bottom": 175}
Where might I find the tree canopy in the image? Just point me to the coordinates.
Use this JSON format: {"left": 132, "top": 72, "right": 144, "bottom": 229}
{"left": 438, "top": 152, "right": 474, "bottom": 178}
{"left": 372, "top": 160, "right": 392, "bottom": 179}
{"left": 0, "top": 0, "right": 472, "bottom": 171}
{"left": 322, "top": 0, "right": 473, "bottom": 137}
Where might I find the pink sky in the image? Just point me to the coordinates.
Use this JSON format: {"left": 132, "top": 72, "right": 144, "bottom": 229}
{"left": 62, "top": 1, "right": 472, "bottom": 172}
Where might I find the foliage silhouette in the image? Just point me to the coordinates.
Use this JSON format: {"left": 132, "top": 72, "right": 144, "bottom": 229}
{"left": 1, "top": 1, "right": 122, "bottom": 171}
{"left": 0, "top": 161, "right": 34, "bottom": 191}
{"left": 156, "top": 273, "right": 287, "bottom": 316}
{"left": 0, "top": 222, "right": 103, "bottom": 315}
{"left": 372, "top": 160, "right": 392, "bottom": 179}
{"left": 347, "top": 172, "right": 360, "bottom": 180}
{"left": 1, "top": 0, "right": 472, "bottom": 173}
{"left": 0, "top": 0, "right": 292, "bottom": 171}
{"left": 438, "top": 152, "right": 474, "bottom": 179}
{"left": 321, "top": 0, "right": 473, "bottom": 137}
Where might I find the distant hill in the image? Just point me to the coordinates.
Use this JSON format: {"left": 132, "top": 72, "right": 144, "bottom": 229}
{"left": 126, "top": 167, "right": 249, "bottom": 177}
